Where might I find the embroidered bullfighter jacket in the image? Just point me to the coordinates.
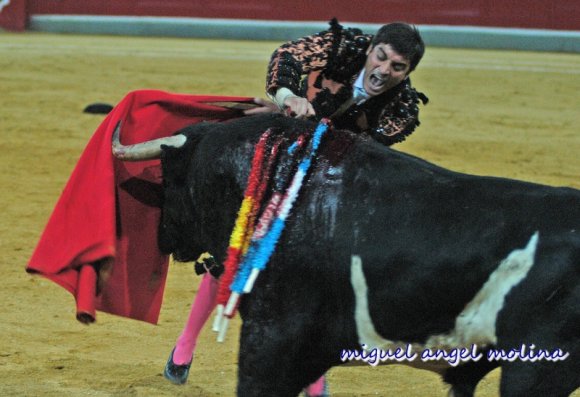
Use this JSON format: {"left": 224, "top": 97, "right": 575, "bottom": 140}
{"left": 266, "top": 19, "right": 428, "bottom": 146}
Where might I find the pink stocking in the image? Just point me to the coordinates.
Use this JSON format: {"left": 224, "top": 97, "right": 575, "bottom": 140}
{"left": 304, "top": 375, "right": 326, "bottom": 396}
{"left": 172, "top": 273, "right": 218, "bottom": 365}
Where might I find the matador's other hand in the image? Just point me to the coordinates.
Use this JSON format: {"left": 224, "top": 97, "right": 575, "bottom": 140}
{"left": 243, "top": 97, "right": 280, "bottom": 116}
{"left": 283, "top": 96, "right": 316, "bottom": 119}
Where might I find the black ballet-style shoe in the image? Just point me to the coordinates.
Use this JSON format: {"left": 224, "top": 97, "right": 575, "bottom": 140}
{"left": 163, "top": 347, "right": 192, "bottom": 385}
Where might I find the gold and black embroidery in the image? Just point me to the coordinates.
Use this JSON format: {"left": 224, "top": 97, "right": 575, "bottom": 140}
{"left": 266, "top": 19, "right": 428, "bottom": 147}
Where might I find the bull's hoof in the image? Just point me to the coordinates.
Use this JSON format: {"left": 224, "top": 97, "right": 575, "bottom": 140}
{"left": 163, "top": 347, "right": 192, "bottom": 385}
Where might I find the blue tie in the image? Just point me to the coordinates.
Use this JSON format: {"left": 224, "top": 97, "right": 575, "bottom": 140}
{"left": 353, "top": 86, "right": 368, "bottom": 105}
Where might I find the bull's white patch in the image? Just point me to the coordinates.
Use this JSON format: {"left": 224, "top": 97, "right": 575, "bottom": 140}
{"left": 429, "top": 232, "right": 539, "bottom": 347}
{"left": 350, "top": 232, "right": 539, "bottom": 354}
{"left": 350, "top": 255, "right": 414, "bottom": 352}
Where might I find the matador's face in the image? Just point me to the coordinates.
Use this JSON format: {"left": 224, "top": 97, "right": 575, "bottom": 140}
{"left": 363, "top": 44, "right": 411, "bottom": 97}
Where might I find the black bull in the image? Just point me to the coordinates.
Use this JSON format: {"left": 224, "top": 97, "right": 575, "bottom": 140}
{"left": 122, "top": 114, "right": 579, "bottom": 396}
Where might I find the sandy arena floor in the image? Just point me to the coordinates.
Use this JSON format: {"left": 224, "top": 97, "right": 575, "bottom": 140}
{"left": 0, "top": 31, "right": 579, "bottom": 396}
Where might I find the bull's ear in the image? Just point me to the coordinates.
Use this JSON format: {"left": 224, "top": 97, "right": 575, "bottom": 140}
{"left": 158, "top": 129, "right": 207, "bottom": 184}
{"left": 160, "top": 143, "right": 191, "bottom": 185}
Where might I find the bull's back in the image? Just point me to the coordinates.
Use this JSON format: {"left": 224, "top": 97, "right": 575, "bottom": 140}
{"left": 286, "top": 138, "right": 580, "bottom": 342}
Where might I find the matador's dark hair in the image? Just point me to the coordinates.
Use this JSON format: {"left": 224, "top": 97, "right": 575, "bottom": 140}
{"left": 372, "top": 22, "right": 425, "bottom": 72}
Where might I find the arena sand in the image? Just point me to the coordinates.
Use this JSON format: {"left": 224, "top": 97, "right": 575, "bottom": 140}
{"left": 0, "top": 32, "right": 579, "bottom": 396}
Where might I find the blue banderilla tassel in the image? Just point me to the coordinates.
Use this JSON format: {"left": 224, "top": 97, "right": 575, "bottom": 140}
{"left": 229, "top": 119, "right": 329, "bottom": 297}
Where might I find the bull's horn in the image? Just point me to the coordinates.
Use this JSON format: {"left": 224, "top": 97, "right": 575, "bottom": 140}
{"left": 112, "top": 121, "right": 187, "bottom": 161}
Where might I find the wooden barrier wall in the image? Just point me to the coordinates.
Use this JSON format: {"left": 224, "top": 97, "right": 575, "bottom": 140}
{"left": 0, "top": 0, "right": 26, "bottom": 31}
{"left": 2, "top": 0, "right": 579, "bottom": 32}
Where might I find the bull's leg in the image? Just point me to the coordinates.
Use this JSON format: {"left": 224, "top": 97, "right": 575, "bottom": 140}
{"left": 443, "top": 349, "right": 500, "bottom": 397}
{"left": 237, "top": 319, "right": 331, "bottom": 397}
{"left": 496, "top": 328, "right": 579, "bottom": 396}
{"left": 494, "top": 246, "right": 580, "bottom": 396}
{"left": 498, "top": 344, "right": 579, "bottom": 397}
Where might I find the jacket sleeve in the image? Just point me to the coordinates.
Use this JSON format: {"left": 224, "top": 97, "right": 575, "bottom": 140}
{"left": 368, "top": 79, "right": 429, "bottom": 146}
{"left": 266, "top": 29, "right": 335, "bottom": 96}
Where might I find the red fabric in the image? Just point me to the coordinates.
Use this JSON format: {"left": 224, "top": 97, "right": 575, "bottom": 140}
{"left": 27, "top": 89, "right": 254, "bottom": 324}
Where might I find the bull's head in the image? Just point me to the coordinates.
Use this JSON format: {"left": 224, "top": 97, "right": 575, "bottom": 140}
{"left": 111, "top": 120, "right": 215, "bottom": 262}
{"left": 111, "top": 121, "right": 187, "bottom": 161}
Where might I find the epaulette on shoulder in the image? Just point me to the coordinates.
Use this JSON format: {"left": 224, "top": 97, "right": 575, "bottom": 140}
{"left": 327, "top": 18, "right": 363, "bottom": 41}
{"left": 324, "top": 18, "right": 369, "bottom": 82}
{"left": 329, "top": 18, "right": 342, "bottom": 33}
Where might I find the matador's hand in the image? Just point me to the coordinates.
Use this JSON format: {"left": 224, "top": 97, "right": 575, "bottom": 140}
{"left": 283, "top": 96, "right": 316, "bottom": 119}
{"left": 243, "top": 97, "right": 280, "bottom": 116}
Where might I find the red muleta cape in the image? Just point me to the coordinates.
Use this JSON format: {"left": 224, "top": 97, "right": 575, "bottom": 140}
{"left": 27, "top": 89, "right": 255, "bottom": 324}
